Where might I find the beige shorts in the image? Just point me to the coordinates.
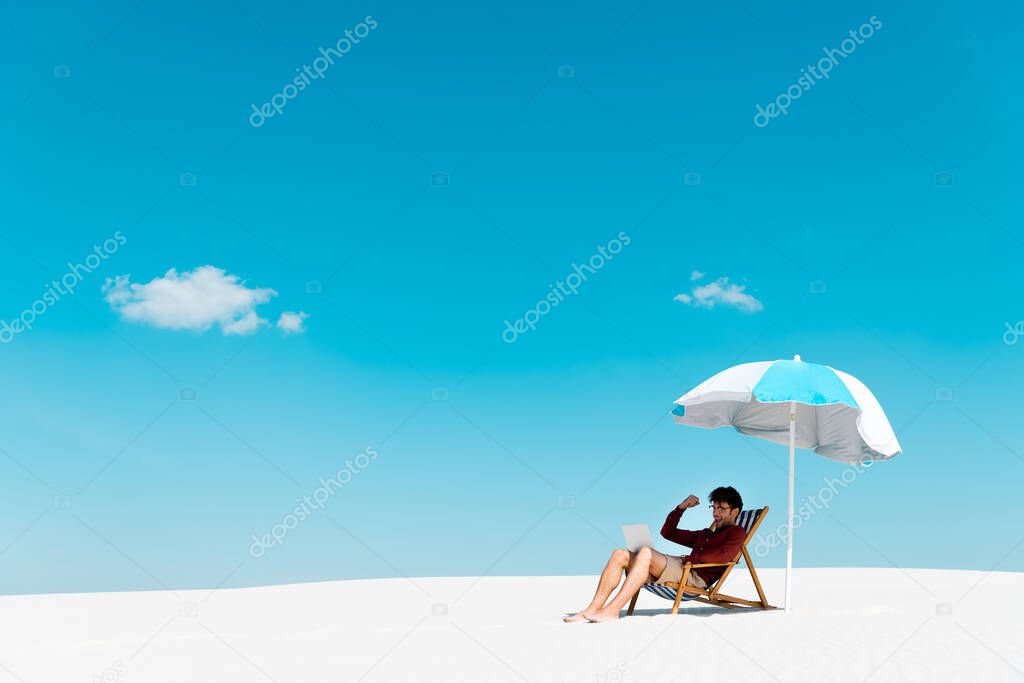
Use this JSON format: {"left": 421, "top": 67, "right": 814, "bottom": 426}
{"left": 654, "top": 555, "right": 708, "bottom": 589}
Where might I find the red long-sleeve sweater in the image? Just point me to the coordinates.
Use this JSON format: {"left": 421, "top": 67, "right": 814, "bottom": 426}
{"left": 660, "top": 507, "right": 746, "bottom": 585}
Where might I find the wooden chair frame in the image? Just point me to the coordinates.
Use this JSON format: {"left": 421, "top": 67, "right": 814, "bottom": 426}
{"left": 627, "top": 505, "right": 776, "bottom": 616}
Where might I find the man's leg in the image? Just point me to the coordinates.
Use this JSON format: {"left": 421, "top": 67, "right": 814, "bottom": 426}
{"left": 563, "top": 548, "right": 632, "bottom": 622}
{"left": 588, "top": 547, "right": 668, "bottom": 622}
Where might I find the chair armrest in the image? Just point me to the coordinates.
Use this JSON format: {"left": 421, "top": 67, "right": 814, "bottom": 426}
{"left": 683, "top": 562, "right": 732, "bottom": 568}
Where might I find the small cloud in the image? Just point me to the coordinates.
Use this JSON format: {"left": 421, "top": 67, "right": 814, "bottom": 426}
{"left": 674, "top": 276, "right": 763, "bottom": 313}
{"left": 276, "top": 311, "right": 309, "bottom": 334}
{"left": 103, "top": 266, "right": 277, "bottom": 335}
{"left": 223, "top": 310, "right": 265, "bottom": 336}
{"left": 690, "top": 270, "right": 705, "bottom": 281}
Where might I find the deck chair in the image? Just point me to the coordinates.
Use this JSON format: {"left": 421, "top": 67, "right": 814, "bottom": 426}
{"left": 627, "top": 506, "right": 775, "bottom": 616}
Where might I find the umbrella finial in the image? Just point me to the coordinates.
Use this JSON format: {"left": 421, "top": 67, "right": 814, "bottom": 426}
{"left": 793, "top": 354, "right": 801, "bottom": 362}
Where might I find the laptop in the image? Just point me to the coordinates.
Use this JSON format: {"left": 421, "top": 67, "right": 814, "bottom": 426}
{"left": 621, "top": 524, "right": 655, "bottom": 552}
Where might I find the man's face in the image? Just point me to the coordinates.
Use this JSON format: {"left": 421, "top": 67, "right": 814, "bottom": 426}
{"left": 711, "top": 502, "right": 739, "bottom": 527}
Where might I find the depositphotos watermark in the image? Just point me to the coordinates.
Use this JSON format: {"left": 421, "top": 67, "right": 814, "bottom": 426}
{"left": 1, "top": 230, "right": 127, "bottom": 344}
{"left": 596, "top": 661, "right": 630, "bottom": 683}
{"left": 752, "top": 456, "right": 874, "bottom": 558}
{"left": 249, "top": 446, "right": 378, "bottom": 557}
{"left": 249, "top": 16, "right": 379, "bottom": 128}
{"left": 1003, "top": 321, "right": 1024, "bottom": 345}
{"left": 753, "top": 16, "right": 882, "bottom": 128}
{"left": 502, "top": 231, "right": 632, "bottom": 343}
{"left": 92, "top": 661, "right": 127, "bottom": 683}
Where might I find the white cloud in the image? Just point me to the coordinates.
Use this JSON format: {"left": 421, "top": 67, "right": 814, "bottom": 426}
{"left": 690, "top": 270, "right": 705, "bottom": 281}
{"left": 674, "top": 276, "right": 763, "bottom": 313}
{"left": 276, "top": 311, "right": 309, "bottom": 334}
{"left": 223, "top": 310, "right": 266, "bottom": 336}
{"left": 103, "top": 266, "right": 277, "bottom": 335}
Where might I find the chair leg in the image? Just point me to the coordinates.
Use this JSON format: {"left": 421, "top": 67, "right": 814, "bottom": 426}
{"left": 672, "top": 565, "right": 691, "bottom": 615}
{"left": 742, "top": 547, "right": 769, "bottom": 608}
{"left": 627, "top": 591, "right": 639, "bottom": 616}
{"left": 671, "top": 587, "right": 684, "bottom": 615}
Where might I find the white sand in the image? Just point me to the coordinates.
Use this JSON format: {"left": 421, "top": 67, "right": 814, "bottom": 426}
{"left": 2, "top": 568, "right": 1021, "bottom": 682}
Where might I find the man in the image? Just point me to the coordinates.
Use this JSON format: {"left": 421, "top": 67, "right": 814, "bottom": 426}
{"left": 563, "top": 486, "right": 746, "bottom": 622}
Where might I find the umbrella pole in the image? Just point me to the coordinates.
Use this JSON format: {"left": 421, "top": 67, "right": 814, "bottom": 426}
{"left": 785, "top": 400, "right": 795, "bottom": 612}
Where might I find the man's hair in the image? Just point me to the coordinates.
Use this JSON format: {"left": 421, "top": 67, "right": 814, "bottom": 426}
{"left": 709, "top": 486, "right": 743, "bottom": 511}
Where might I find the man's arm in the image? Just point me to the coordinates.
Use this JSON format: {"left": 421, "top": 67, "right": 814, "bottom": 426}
{"left": 660, "top": 495, "right": 699, "bottom": 547}
{"left": 688, "top": 525, "right": 746, "bottom": 565}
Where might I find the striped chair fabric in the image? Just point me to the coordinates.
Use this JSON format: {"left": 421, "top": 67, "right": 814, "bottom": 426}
{"left": 639, "top": 507, "right": 763, "bottom": 601}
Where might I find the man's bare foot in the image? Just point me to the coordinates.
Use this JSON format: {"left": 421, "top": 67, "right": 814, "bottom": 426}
{"left": 586, "top": 608, "right": 621, "bottom": 623}
{"left": 562, "top": 611, "right": 592, "bottom": 623}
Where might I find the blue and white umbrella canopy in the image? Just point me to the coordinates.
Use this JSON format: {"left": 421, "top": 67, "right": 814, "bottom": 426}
{"left": 670, "top": 356, "right": 900, "bottom": 609}
{"left": 672, "top": 357, "right": 901, "bottom": 462}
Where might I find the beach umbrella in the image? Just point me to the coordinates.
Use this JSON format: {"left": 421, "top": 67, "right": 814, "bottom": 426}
{"left": 671, "top": 355, "right": 901, "bottom": 610}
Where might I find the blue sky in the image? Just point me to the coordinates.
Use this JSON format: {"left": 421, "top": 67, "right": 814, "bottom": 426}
{"left": 1, "top": 0, "right": 1022, "bottom": 595}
